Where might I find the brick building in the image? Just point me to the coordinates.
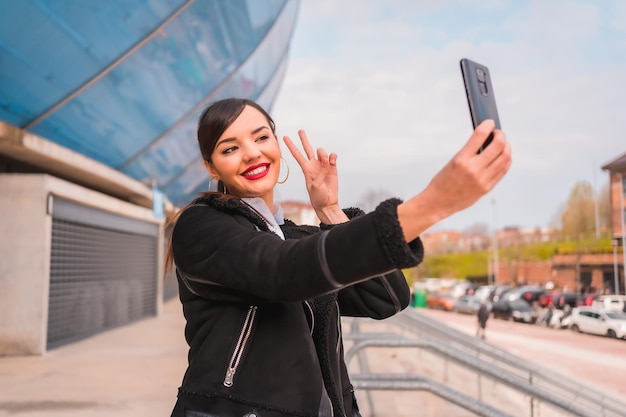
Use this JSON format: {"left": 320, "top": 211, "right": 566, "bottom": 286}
{"left": 493, "top": 251, "right": 623, "bottom": 294}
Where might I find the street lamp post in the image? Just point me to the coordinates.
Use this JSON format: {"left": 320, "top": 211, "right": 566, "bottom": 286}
{"left": 492, "top": 199, "right": 499, "bottom": 286}
{"left": 613, "top": 238, "right": 619, "bottom": 295}
{"left": 594, "top": 161, "right": 600, "bottom": 238}
{"left": 619, "top": 174, "right": 626, "bottom": 295}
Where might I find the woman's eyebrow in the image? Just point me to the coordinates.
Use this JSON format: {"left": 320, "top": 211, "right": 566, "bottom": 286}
{"left": 215, "top": 137, "right": 236, "bottom": 147}
{"left": 252, "top": 125, "right": 269, "bottom": 134}
{"left": 216, "top": 126, "right": 270, "bottom": 147}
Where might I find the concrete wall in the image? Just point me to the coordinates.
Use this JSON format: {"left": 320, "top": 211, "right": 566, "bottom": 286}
{"left": 0, "top": 174, "right": 163, "bottom": 355}
{"left": 0, "top": 175, "right": 51, "bottom": 355}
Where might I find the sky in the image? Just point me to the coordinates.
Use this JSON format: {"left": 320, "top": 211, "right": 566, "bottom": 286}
{"left": 270, "top": 0, "right": 626, "bottom": 233}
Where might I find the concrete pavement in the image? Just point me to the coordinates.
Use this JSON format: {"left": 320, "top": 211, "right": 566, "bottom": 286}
{"left": 1, "top": 299, "right": 621, "bottom": 417}
{"left": 0, "top": 298, "right": 188, "bottom": 417}
{"left": 0, "top": 299, "right": 498, "bottom": 417}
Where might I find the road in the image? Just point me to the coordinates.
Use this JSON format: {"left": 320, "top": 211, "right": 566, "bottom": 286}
{"left": 416, "top": 308, "right": 626, "bottom": 399}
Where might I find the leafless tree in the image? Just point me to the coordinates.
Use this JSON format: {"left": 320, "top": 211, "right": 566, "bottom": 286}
{"left": 597, "top": 180, "right": 611, "bottom": 231}
{"left": 561, "top": 181, "right": 596, "bottom": 239}
{"left": 356, "top": 188, "right": 393, "bottom": 213}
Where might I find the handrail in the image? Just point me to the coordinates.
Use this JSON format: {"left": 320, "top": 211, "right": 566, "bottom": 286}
{"left": 345, "top": 338, "right": 596, "bottom": 417}
{"left": 390, "top": 309, "right": 626, "bottom": 416}
{"left": 351, "top": 373, "right": 515, "bottom": 417}
{"left": 342, "top": 309, "right": 626, "bottom": 417}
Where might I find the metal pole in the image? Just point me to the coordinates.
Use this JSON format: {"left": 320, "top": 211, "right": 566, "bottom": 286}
{"left": 613, "top": 239, "right": 619, "bottom": 295}
{"left": 491, "top": 199, "right": 500, "bottom": 285}
{"left": 594, "top": 161, "right": 600, "bottom": 238}
{"left": 492, "top": 199, "right": 499, "bottom": 285}
{"left": 529, "top": 373, "right": 535, "bottom": 417}
{"left": 487, "top": 253, "right": 492, "bottom": 286}
{"left": 619, "top": 174, "right": 626, "bottom": 294}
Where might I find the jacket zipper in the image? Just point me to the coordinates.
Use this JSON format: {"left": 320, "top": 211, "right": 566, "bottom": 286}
{"left": 223, "top": 306, "right": 258, "bottom": 387}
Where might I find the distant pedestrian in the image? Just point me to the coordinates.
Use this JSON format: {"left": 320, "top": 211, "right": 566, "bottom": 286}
{"left": 477, "top": 301, "right": 489, "bottom": 339}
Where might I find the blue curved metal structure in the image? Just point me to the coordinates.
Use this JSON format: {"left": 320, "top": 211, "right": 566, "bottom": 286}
{"left": 0, "top": 0, "right": 299, "bottom": 206}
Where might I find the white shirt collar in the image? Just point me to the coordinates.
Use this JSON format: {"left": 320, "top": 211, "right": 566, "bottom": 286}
{"left": 242, "top": 197, "right": 285, "bottom": 240}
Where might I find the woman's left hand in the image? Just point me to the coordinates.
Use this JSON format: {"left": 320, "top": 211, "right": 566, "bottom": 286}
{"left": 283, "top": 130, "right": 348, "bottom": 224}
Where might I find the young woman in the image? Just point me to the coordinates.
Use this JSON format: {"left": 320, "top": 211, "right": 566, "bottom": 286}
{"left": 167, "top": 98, "right": 511, "bottom": 417}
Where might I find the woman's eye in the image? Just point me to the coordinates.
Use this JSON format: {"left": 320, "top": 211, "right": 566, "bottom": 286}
{"left": 256, "top": 135, "right": 270, "bottom": 142}
{"left": 222, "top": 146, "right": 238, "bottom": 154}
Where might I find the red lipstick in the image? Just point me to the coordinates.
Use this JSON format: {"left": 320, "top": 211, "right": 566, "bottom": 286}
{"left": 242, "top": 163, "right": 270, "bottom": 180}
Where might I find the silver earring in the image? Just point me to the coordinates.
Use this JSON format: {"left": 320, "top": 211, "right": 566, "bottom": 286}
{"left": 208, "top": 178, "right": 219, "bottom": 192}
{"left": 277, "top": 157, "right": 290, "bottom": 184}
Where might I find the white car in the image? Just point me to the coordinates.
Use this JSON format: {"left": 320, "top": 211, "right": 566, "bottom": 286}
{"left": 591, "top": 295, "right": 626, "bottom": 312}
{"left": 569, "top": 306, "right": 626, "bottom": 339}
{"left": 474, "top": 285, "right": 495, "bottom": 303}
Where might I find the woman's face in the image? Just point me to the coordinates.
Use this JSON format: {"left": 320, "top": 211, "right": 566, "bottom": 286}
{"left": 205, "top": 105, "right": 281, "bottom": 206}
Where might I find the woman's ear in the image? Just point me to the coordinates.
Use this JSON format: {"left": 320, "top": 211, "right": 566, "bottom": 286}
{"left": 204, "top": 160, "right": 218, "bottom": 180}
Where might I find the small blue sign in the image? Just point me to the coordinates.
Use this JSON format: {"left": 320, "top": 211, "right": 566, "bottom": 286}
{"left": 153, "top": 188, "right": 164, "bottom": 219}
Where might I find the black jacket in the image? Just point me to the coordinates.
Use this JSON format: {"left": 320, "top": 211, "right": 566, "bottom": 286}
{"left": 170, "top": 195, "right": 423, "bottom": 417}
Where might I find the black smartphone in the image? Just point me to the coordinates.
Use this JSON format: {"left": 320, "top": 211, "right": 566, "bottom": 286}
{"left": 460, "top": 58, "right": 501, "bottom": 153}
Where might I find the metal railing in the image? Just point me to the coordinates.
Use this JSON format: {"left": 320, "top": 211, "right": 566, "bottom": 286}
{"left": 342, "top": 308, "right": 626, "bottom": 417}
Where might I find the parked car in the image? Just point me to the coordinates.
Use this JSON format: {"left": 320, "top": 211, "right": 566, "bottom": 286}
{"left": 426, "top": 291, "right": 455, "bottom": 311}
{"left": 569, "top": 306, "right": 626, "bottom": 339}
{"left": 551, "top": 292, "right": 580, "bottom": 310}
{"left": 450, "top": 281, "right": 480, "bottom": 299}
{"left": 576, "top": 293, "right": 596, "bottom": 307}
{"left": 491, "top": 298, "right": 538, "bottom": 323}
{"left": 418, "top": 278, "right": 443, "bottom": 293}
{"left": 453, "top": 295, "right": 482, "bottom": 315}
{"left": 538, "top": 290, "right": 559, "bottom": 308}
{"left": 592, "top": 295, "right": 626, "bottom": 312}
{"left": 474, "top": 285, "right": 495, "bottom": 303}
{"left": 503, "top": 285, "right": 546, "bottom": 306}
{"left": 490, "top": 285, "right": 512, "bottom": 302}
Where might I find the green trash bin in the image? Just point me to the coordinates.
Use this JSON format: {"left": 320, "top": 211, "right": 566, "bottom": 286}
{"left": 413, "top": 289, "right": 427, "bottom": 308}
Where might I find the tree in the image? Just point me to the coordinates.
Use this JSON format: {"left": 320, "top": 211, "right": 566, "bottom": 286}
{"left": 560, "top": 181, "right": 596, "bottom": 239}
{"left": 597, "top": 181, "right": 611, "bottom": 231}
{"left": 462, "top": 222, "right": 491, "bottom": 251}
{"left": 549, "top": 202, "right": 565, "bottom": 228}
{"left": 356, "top": 188, "right": 393, "bottom": 213}
{"left": 462, "top": 222, "right": 490, "bottom": 236}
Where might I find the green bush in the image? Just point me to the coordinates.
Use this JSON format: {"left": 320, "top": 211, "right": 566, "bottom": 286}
{"left": 416, "top": 236, "right": 613, "bottom": 279}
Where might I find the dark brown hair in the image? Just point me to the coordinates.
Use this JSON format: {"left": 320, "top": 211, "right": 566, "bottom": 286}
{"left": 164, "top": 98, "right": 276, "bottom": 272}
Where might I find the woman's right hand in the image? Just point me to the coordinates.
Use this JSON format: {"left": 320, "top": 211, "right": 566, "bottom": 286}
{"left": 397, "top": 119, "right": 512, "bottom": 242}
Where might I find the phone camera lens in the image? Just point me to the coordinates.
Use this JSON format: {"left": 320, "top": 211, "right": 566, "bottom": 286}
{"left": 476, "top": 68, "right": 486, "bottom": 82}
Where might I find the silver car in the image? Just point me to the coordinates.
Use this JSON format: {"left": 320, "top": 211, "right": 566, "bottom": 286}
{"left": 453, "top": 295, "right": 482, "bottom": 315}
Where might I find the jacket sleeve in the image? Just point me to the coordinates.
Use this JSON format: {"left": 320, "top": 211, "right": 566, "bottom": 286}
{"left": 320, "top": 205, "right": 415, "bottom": 319}
{"left": 336, "top": 271, "right": 411, "bottom": 319}
{"left": 172, "top": 198, "right": 423, "bottom": 303}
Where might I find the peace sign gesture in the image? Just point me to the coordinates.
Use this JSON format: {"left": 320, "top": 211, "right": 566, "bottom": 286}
{"left": 283, "top": 130, "right": 348, "bottom": 224}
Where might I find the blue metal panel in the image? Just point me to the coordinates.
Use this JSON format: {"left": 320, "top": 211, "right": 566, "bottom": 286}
{"left": 0, "top": 0, "right": 187, "bottom": 127}
{"left": 121, "top": 1, "right": 297, "bottom": 189}
{"left": 0, "top": 0, "right": 299, "bottom": 206}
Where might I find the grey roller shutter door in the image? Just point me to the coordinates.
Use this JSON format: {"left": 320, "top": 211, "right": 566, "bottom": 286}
{"left": 47, "top": 197, "right": 158, "bottom": 350}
